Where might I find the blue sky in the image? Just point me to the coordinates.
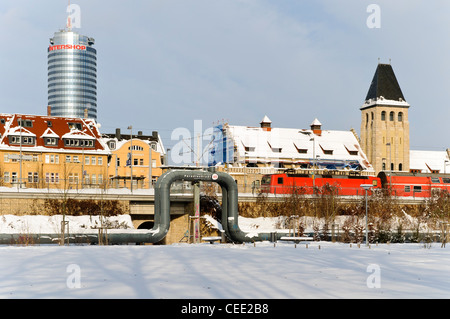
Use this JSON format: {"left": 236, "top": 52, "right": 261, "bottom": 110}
{"left": 0, "top": 0, "right": 449, "bottom": 156}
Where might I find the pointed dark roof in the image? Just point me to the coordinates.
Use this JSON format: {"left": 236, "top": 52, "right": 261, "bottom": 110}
{"left": 365, "top": 64, "right": 405, "bottom": 101}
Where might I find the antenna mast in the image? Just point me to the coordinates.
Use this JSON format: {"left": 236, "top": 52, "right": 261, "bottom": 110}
{"left": 66, "top": 0, "right": 72, "bottom": 31}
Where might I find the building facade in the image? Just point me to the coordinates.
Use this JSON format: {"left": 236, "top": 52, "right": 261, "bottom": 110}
{"left": 209, "top": 116, "right": 372, "bottom": 170}
{"left": 102, "top": 129, "right": 166, "bottom": 189}
{"left": 0, "top": 114, "right": 108, "bottom": 189}
{"left": 360, "top": 63, "right": 410, "bottom": 174}
{"left": 48, "top": 29, "right": 97, "bottom": 120}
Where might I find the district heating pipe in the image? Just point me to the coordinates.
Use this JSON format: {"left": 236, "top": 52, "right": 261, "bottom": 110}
{"left": 0, "top": 169, "right": 284, "bottom": 244}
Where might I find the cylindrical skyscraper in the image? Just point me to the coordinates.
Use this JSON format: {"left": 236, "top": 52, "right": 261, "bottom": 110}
{"left": 48, "top": 29, "right": 97, "bottom": 120}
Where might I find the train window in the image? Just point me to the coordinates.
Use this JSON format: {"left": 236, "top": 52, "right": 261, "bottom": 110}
{"left": 277, "top": 177, "right": 284, "bottom": 184}
{"left": 431, "top": 178, "right": 440, "bottom": 183}
{"left": 413, "top": 185, "right": 422, "bottom": 192}
{"left": 443, "top": 178, "right": 450, "bottom": 183}
{"left": 404, "top": 186, "right": 410, "bottom": 192}
{"left": 261, "top": 176, "right": 271, "bottom": 185}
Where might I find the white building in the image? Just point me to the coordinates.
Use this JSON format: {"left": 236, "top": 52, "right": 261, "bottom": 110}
{"left": 209, "top": 116, "right": 373, "bottom": 172}
{"left": 410, "top": 149, "right": 450, "bottom": 174}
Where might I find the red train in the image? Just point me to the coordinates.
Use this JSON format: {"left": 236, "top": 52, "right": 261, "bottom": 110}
{"left": 378, "top": 172, "right": 450, "bottom": 198}
{"left": 260, "top": 171, "right": 450, "bottom": 198}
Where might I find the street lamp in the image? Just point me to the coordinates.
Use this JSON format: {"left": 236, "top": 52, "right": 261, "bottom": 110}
{"left": 360, "top": 184, "right": 373, "bottom": 246}
{"left": 298, "top": 130, "right": 316, "bottom": 189}
{"left": 127, "top": 125, "right": 133, "bottom": 192}
{"left": 386, "top": 142, "right": 392, "bottom": 172}
{"left": 309, "top": 137, "right": 316, "bottom": 188}
{"left": 18, "top": 117, "right": 22, "bottom": 189}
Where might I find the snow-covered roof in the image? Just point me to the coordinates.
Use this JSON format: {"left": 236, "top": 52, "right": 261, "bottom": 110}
{"left": 310, "top": 118, "right": 322, "bottom": 126}
{"left": 0, "top": 113, "right": 108, "bottom": 154}
{"left": 260, "top": 115, "right": 272, "bottom": 124}
{"left": 7, "top": 126, "right": 36, "bottom": 137}
{"left": 410, "top": 150, "right": 450, "bottom": 173}
{"left": 40, "top": 128, "right": 59, "bottom": 138}
{"left": 62, "top": 129, "right": 95, "bottom": 140}
{"left": 225, "top": 123, "right": 372, "bottom": 169}
{"left": 361, "top": 97, "right": 410, "bottom": 109}
{"left": 100, "top": 133, "right": 166, "bottom": 155}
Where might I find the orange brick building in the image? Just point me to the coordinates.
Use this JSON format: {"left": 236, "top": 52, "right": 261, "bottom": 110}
{"left": 102, "top": 128, "right": 165, "bottom": 189}
{"left": 0, "top": 113, "right": 109, "bottom": 189}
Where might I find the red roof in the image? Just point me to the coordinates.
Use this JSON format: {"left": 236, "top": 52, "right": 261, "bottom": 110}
{"left": 0, "top": 114, "right": 107, "bottom": 152}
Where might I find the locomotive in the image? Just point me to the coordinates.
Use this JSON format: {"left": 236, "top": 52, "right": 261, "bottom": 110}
{"left": 260, "top": 171, "right": 450, "bottom": 198}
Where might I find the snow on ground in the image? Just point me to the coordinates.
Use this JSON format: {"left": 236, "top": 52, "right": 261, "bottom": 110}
{"left": 0, "top": 214, "right": 133, "bottom": 234}
{"left": 0, "top": 214, "right": 449, "bottom": 299}
{"left": 0, "top": 241, "right": 449, "bottom": 299}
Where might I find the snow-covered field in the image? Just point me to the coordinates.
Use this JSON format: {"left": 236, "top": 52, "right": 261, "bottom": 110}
{"left": 1, "top": 241, "right": 449, "bottom": 299}
{"left": 0, "top": 214, "right": 449, "bottom": 300}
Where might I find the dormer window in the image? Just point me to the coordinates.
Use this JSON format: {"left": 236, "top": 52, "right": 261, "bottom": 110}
{"left": 44, "top": 137, "right": 58, "bottom": 146}
{"left": 68, "top": 122, "right": 83, "bottom": 130}
{"left": 267, "top": 141, "right": 282, "bottom": 153}
{"left": 319, "top": 144, "right": 334, "bottom": 155}
{"left": 108, "top": 141, "right": 116, "bottom": 150}
{"left": 9, "top": 136, "right": 35, "bottom": 145}
{"left": 64, "top": 138, "right": 95, "bottom": 148}
{"left": 18, "top": 119, "right": 33, "bottom": 127}
{"left": 271, "top": 147, "right": 282, "bottom": 153}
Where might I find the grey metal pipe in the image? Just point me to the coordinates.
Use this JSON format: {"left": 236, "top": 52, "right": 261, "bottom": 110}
{"left": 0, "top": 169, "right": 286, "bottom": 245}
{"left": 153, "top": 169, "right": 285, "bottom": 243}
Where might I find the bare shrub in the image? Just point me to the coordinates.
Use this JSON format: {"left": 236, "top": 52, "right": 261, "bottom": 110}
{"left": 43, "top": 198, "right": 126, "bottom": 216}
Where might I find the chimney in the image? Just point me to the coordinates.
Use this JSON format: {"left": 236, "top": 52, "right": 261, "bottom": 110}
{"left": 47, "top": 106, "right": 51, "bottom": 116}
{"left": 260, "top": 115, "right": 272, "bottom": 131}
{"left": 115, "top": 128, "right": 121, "bottom": 140}
{"left": 84, "top": 108, "right": 88, "bottom": 119}
{"left": 310, "top": 118, "right": 322, "bottom": 136}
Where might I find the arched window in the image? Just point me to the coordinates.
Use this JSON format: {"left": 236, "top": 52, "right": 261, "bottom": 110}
{"left": 381, "top": 111, "right": 386, "bottom": 121}
{"left": 389, "top": 111, "right": 394, "bottom": 121}
{"left": 398, "top": 112, "right": 403, "bottom": 122}
{"left": 398, "top": 163, "right": 403, "bottom": 171}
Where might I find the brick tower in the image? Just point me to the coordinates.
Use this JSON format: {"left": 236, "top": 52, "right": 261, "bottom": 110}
{"left": 360, "top": 63, "right": 410, "bottom": 173}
